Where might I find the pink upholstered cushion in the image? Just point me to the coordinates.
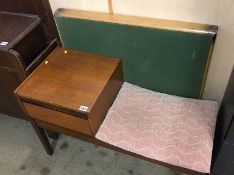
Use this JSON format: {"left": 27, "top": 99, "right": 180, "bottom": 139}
{"left": 95, "top": 82, "right": 218, "bottom": 173}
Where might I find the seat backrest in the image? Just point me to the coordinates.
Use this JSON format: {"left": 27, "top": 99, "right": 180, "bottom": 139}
{"left": 55, "top": 8, "right": 217, "bottom": 99}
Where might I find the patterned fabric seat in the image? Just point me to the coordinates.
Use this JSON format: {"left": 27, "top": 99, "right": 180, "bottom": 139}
{"left": 95, "top": 82, "right": 218, "bottom": 173}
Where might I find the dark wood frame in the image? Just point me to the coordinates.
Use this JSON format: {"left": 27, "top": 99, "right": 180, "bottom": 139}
{"left": 15, "top": 83, "right": 205, "bottom": 175}
{"left": 0, "top": 0, "right": 60, "bottom": 44}
{"left": 0, "top": 0, "right": 60, "bottom": 121}
{"left": 0, "top": 10, "right": 58, "bottom": 119}
{"left": 35, "top": 119, "right": 205, "bottom": 175}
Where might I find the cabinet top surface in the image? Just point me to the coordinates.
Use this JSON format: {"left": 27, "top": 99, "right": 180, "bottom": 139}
{"left": 16, "top": 47, "right": 120, "bottom": 114}
{"left": 0, "top": 12, "right": 40, "bottom": 49}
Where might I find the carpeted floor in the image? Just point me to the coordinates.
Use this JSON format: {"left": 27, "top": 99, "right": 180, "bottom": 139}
{"left": 0, "top": 114, "right": 185, "bottom": 175}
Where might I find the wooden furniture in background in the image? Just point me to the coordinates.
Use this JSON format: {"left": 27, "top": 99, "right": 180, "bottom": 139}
{"left": 0, "top": 11, "right": 57, "bottom": 119}
{"left": 0, "top": 0, "right": 59, "bottom": 120}
{"left": 0, "top": 0, "right": 59, "bottom": 44}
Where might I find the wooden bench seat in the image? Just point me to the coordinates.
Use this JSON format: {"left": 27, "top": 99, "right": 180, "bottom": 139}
{"left": 96, "top": 82, "right": 218, "bottom": 173}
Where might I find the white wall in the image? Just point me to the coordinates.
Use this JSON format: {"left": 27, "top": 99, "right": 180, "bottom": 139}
{"left": 49, "top": 0, "right": 234, "bottom": 103}
{"left": 112, "top": 0, "right": 220, "bottom": 25}
{"left": 203, "top": 1, "right": 234, "bottom": 102}
{"left": 49, "top": 0, "right": 108, "bottom": 13}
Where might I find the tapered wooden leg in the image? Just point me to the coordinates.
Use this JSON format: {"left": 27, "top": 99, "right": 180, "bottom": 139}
{"left": 14, "top": 96, "right": 54, "bottom": 155}
{"left": 31, "top": 120, "right": 53, "bottom": 155}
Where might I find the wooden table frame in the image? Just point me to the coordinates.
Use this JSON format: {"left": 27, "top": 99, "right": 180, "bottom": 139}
{"left": 20, "top": 113, "right": 205, "bottom": 175}
{"left": 14, "top": 47, "right": 207, "bottom": 175}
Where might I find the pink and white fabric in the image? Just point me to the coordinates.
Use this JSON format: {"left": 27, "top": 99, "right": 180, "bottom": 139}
{"left": 95, "top": 82, "right": 218, "bottom": 173}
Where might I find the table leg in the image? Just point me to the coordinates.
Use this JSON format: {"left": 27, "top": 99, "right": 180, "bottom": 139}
{"left": 46, "top": 130, "right": 60, "bottom": 140}
{"left": 31, "top": 120, "right": 53, "bottom": 155}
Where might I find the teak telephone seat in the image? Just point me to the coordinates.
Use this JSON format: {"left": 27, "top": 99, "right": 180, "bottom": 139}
{"left": 15, "top": 9, "right": 221, "bottom": 175}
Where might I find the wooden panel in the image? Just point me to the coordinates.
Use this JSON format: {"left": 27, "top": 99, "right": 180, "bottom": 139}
{"left": 0, "top": 0, "right": 60, "bottom": 43}
{"left": 0, "top": 67, "right": 25, "bottom": 118}
{"left": 36, "top": 120, "right": 202, "bottom": 175}
{"left": 55, "top": 9, "right": 217, "bottom": 98}
{"left": 25, "top": 39, "right": 58, "bottom": 75}
{"left": 16, "top": 47, "right": 121, "bottom": 116}
{"left": 108, "top": 0, "right": 113, "bottom": 14}
{"left": 23, "top": 102, "right": 92, "bottom": 136}
{"left": 0, "top": 12, "right": 47, "bottom": 119}
{"left": 89, "top": 61, "right": 123, "bottom": 135}
{"left": 55, "top": 9, "right": 217, "bottom": 35}
{"left": 13, "top": 24, "right": 48, "bottom": 67}
{"left": 0, "top": 11, "right": 39, "bottom": 47}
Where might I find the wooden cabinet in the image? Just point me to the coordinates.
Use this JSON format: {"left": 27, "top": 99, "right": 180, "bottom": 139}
{"left": 0, "top": 12, "right": 57, "bottom": 119}
{"left": 0, "top": 0, "right": 59, "bottom": 43}
{"left": 15, "top": 47, "right": 123, "bottom": 136}
{"left": 0, "top": 68, "right": 24, "bottom": 118}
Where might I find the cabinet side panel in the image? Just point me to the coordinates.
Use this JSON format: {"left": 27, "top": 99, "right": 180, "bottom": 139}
{"left": 89, "top": 62, "right": 123, "bottom": 135}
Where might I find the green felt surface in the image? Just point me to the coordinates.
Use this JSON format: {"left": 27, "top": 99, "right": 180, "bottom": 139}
{"left": 55, "top": 16, "right": 213, "bottom": 98}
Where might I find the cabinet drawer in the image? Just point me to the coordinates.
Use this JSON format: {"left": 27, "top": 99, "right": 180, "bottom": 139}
{"left": 23, "top": 102, "right": 92, "bottom": 136}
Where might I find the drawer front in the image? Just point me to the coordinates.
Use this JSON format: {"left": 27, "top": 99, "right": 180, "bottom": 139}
{"left": 23, "top": 102, "right": 92, "bottom": 136}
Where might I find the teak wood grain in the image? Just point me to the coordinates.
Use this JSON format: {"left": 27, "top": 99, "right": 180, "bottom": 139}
{"left": 0, "top": 11, "right": 57, "bottom": 119}
{"left": 16, "top": 47, "right": 122, "bottom": 115}
{"left": 15, "top": 47, "right": 123, "bottom": 135}
{"left": 36, "top": 120, "right": 204, "bottom": 175}
{"left": 0, "top": 11, "right": 40, "bottom": 49}
{"left": 23, "top": 102, "right": 92, "bottom": 135}
{"left": 55, "top": 8, "right": 218, "bottom": 35}
{"left": 89, "top": 62, "right": 123, "bottom": 134}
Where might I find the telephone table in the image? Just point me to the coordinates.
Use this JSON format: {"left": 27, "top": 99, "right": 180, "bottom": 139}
{"left": 15, "top": 47, "right": 123, "bottom": 154}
